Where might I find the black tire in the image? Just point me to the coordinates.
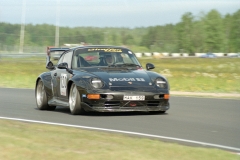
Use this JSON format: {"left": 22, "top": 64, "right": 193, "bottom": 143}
{"left": 69, "top": 83, "right": 85, "bottom": 115}
{"left": 150, "top": 111, "right": 166, "bottom": 114}
{"left": 35, "top": 79, "right": 56, "bottom": 110}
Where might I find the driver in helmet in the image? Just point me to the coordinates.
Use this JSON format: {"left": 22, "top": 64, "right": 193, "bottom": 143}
{"left": 105, "top": 54, "right": 114, "bottom": 65}
{"left": 98, "top": 52, "right": 115, "bottom": 66}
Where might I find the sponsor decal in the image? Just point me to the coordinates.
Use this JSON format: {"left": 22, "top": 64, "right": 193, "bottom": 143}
{"left": 60, "top": 74, "right": 67, "bottom": 96}
{"left": 88, "top": 48, "right": 122, "bottom": 52}
{"left": 109, "top": 78, "right": 145, "bottom": 82}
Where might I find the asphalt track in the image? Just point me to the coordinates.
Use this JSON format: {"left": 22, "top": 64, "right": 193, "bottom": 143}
{"left": 0, "top": 88, "right": 240, "bottom": 153}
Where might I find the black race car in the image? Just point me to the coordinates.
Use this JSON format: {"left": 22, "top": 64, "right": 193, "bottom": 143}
{"left": 35, "top": 45, "right": 170, "bottom": 115}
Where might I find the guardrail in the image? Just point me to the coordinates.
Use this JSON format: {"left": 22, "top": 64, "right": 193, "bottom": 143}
{"left": 135, "top": 52, "right": 239, "bottom": 58}
{"left": 0, "top": 53, "right": 45, "bottom": 57}
{"left": 0, "top": 52, "right": 239, "bottom": 58}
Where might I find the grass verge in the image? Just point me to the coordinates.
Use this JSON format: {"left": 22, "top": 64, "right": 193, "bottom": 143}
{"left": 0, "top": 119, "right": 238, "bottom": 160}
{"left": 140, "top": 57, "right": 240, "bottom": 93}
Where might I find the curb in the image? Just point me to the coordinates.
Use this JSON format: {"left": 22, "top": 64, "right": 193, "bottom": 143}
{"left": 170, "top": 91, "right": 240, "bottom": 99}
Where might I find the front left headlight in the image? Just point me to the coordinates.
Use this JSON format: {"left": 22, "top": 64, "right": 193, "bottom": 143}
{"left": 91, "top": 78, "right": 104, "bottom": 88}
{"left": 155, "top": 77, "right": 168, "bottom": 89}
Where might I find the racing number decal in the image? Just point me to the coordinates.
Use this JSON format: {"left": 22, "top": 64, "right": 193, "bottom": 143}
{"left": 60, "top": 74, "right": 67, "bottom": 96}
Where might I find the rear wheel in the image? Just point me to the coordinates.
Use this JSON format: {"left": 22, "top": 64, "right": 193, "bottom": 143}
{"left": 36, "top": 79, "right": 56, "bottom": 110}
{"left": 69, "top": 83, "right": 85, "bottom": 115}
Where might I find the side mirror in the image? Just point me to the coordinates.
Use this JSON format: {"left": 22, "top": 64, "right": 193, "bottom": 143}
{"left": 46, "top": 61, "right": 55, "bottom": 70}
{"left": 57, "top": 62, "right": 68, "bottom": 69}
{"left": 146, "top": 63, "right": 155, "bottom": 70}
{"left": 58, "top": 62, "right": 73, "bottom": 74}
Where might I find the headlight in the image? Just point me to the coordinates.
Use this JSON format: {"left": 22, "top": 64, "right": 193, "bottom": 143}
{"left": 155, "top": 78, "right": 168, "bottom": 89}
{"left": 91, "top": 78, "right": 104, "bottom": 88}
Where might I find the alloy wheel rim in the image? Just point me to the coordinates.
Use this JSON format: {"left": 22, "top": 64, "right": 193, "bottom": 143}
{"left": 36, "top": 81, "right": 43, "bottom": 106}
{"left": 69, "top": 85, "right": 77, "bottom": 111}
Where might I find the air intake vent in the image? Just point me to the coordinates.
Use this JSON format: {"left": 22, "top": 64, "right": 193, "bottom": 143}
{"left": 104, "top": 101, "right": 120, "bottom": 107}
{"left": 147, "top": 101, "right": 159, "bottom": 107}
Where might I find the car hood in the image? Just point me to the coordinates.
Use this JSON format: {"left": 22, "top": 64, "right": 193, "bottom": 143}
{"left": 78, "top": 68, "right": 153, "bottom": 87}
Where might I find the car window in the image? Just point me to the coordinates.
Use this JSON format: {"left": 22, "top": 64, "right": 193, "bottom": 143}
{"left": 57, "top": 50, "right": 73, "bottom": 68}
{"left": 80, "top": 52, "right": 99, "bottom": 64}
{"left": 57, "top": 54, "right": 64, "bottom": 65}
{"left": 72, "top": 48, "right": 141, "bottom": 68}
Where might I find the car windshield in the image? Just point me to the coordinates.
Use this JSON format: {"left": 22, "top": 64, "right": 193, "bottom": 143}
{"left": 72, "top": 48, "right": 142, "bottom": 68}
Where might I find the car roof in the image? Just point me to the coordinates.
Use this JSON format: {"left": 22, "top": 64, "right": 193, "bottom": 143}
{"left": 70, "top": 45, "right": 129, "bottom": 50}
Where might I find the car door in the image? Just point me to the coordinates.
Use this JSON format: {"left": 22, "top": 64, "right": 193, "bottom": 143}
{"left": 55, "top": 50, "right": 73, "bottom": 102}
{"left": 50, "top": 53, "right": 64, "bottom": 98}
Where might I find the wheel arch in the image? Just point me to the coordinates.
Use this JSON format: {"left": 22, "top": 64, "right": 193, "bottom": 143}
{"left": 36, "top": 73, "right": 53, "bottom": 99}
{"left": 67, "top": 80, "right": 73, "bottom": 99}
{"left": 35, "top": 76, "right": 49, "bottom": 91}
{"left": 35, "top": 77, "right": 41, "bottom": 95}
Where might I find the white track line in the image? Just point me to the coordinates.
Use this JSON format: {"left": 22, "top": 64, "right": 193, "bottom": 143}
{"left": 1, "top": 116, "right": 240, "bottom": 153}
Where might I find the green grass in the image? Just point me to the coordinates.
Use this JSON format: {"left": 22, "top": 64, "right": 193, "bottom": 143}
{"left": 0, "top": 119, "right": 238, "bottom": 160}
{"left": 0, "top": 57, "right": 46, "bottom": 88}
{"left": 140, "top": 57, "right": 240, "bottom": 93}
{"left": 0, "top": 56, "right": 239, "bottom": 93}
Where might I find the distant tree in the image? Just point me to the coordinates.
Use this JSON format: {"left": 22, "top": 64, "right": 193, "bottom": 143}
{"left": 110, "top": 33, "right": 118, "bottom": 45}
{"left": 122, "top": 34, "right": 135, "bottom": 45}
{"left": 190, "top": 12, "right": 206, "bottom": 53}
{"left": 140, "top": 27, "right": 156, "bottom": 49}
{"left": 228, "top": 9, "right": 240, "bottom": 52}
{"left": 203, "top": 9, "right": 224, "bottom": 52}
{"left": 223, "top": 14, "right": 233, "bottom": 52}
{"left": 1, "top": 9, "right": 240, "bottom": 53}
{"left": 0, "top": 23, "right": 20, "bottom": 46}
{"left": 177, "top": 12, "right": 194, "bottom": 53}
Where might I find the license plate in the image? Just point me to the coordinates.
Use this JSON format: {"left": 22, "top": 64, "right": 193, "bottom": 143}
{"left": 123, "top": 95, "right": 145, "bottom": 100}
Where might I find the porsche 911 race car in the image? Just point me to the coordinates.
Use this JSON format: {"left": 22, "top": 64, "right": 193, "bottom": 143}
{"left": 35, "top": 45, "right": 170, "bottom": 115}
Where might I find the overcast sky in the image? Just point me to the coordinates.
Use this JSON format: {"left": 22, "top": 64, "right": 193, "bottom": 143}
{"left": 0, "top": 0, "right": 239, "bottom": 28}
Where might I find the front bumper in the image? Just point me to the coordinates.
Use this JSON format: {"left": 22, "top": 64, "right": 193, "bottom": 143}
{"left": 81, "top": 102, "right": 169, "bottom": 112}
{"left": 80, "top": 91, "right": 170, "bottom": 112}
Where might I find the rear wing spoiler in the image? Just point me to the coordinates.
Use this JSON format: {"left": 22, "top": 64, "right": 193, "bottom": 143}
{"left": 46, "top": 47, "right": 69, "bottom": 68}
{"left": 47, "top": 47, "right": 69, "bottom": 56}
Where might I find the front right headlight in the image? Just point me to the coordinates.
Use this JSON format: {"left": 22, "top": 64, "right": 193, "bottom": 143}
{"left": 91, "top": 78, "right": 104, "bottom": 89}
{"left": 155, "top": 78, "right": 168, "bottom": 89}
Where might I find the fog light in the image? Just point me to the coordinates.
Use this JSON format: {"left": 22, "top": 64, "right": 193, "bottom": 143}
{"left": 164, "top": 94, "right": 170, "bottom": 99}
{"left": 154, "top": 95, "right": 160, "bottom": 99}
{"left": 87, "top": 94, "right": 100, "bottom": 99}
{"left": 106, "top": 94, "right": 113, "bottom": 100}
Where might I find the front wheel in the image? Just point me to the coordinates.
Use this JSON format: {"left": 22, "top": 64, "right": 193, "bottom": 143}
{"left": 35, "top": 79, "right": 56, "bottom": 110}
{"left": 69, "top": 83, "right": 85, "bottom": 115}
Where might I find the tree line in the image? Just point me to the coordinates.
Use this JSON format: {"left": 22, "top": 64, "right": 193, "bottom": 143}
{"left": 0, "top": 9, "right": 239, "bottom": 53}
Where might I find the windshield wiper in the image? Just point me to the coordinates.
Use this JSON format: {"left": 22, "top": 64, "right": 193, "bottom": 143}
{"left": 107, "top": 63, "right": 140, "bottom": 69}
{"left": 118, "top": 63, "right": 140, "bottom": 67}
